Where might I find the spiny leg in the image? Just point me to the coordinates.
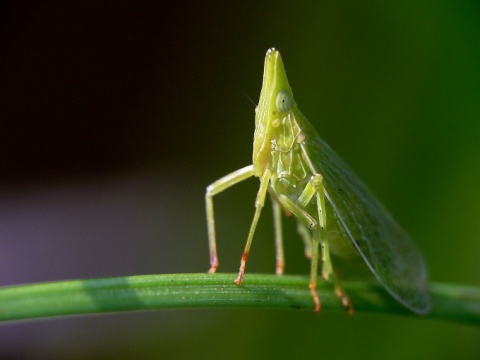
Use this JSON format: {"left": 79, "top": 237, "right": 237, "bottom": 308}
{"left": 299, "top": 143, "right": 355, "bottom": 313}
{"left": 320, "top": 231, "right": 354, "bottom": 314}
{"left": 315, "top": 179, "right": 354, "bottom": 314}
{"left": 294, "top": 173, "right": 352, "bottom": 313}
{"left": 235, "top": 169, "right": 272, "bottom": 284}
{"left": 275, "top": 193, "right": 320, "bottom": 311}
{"left": 206, "top": 165, "right": 255, "bottom": 273}
{"left": 294, "top": 174, "right": 323, "bottom": 312}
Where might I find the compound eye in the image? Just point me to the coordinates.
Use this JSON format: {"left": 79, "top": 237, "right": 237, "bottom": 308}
{"left": 275, "top": 90, "right": 293, "bottom": 113}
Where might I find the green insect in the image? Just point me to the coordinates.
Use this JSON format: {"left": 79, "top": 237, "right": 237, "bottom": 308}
{"left": 206, "top": 48, "right": 431, "bottom": 314}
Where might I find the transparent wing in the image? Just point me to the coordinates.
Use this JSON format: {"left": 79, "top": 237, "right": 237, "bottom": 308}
{"left": 310, "top": 136, "right": 431, "bottom": 315}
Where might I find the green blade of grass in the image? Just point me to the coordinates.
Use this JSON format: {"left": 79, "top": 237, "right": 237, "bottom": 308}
{"left": 0, "top": 273, "right": 478, "bottom": 325}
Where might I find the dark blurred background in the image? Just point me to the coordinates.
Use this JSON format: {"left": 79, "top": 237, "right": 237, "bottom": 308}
{"left": 0, "top": 1, "right": 479, "bottom": 359}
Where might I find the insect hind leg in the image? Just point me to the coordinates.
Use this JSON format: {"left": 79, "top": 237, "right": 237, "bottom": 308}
{"left": 313, "top": 176, "right": 354, "bottom": 314}
{"left": 276, "top": 193, "right": 321, "bottom": 311}
{"left": 292, "top": 173, "right": 354, "bottom": 313}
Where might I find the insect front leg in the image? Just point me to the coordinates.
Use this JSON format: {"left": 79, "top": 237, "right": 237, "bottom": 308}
{"left": 205, "top": 165, "right": 255, "bottom": 273}
{"left": 234, "top": 169, "right": 272, "bottom": 285}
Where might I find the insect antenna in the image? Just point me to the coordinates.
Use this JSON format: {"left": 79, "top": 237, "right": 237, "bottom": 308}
{"left": 243, "top": 92, "right": 258, "bottom": 108}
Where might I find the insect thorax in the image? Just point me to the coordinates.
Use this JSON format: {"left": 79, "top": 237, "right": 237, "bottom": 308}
{"left": 269, "top": 111, "right": 311, "bottom": 201}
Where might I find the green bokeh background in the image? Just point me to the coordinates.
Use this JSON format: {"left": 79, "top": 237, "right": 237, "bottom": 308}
{"left": 0, "top": 1, "right": 479, "bottom": 359}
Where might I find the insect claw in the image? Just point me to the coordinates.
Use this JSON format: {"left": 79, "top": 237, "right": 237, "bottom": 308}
{"left": 208, "top": 256, "right": 219, "bottom": 273}
{"left": 334, "top": 287, "right": 354, "bottom": 314}
{"left": 235, "top": 255, "right": 248, "bottom": 284}
{"left": 340, "top": 294, "right": 354, "bottom": 314}
{"left": 309, "top": 283, "right": 321, "bottom": 312}
{"left": 234, "top": 273, "right": 243, "bottom": 285}
{"left": 275, "top": 261, "right": 285, "bottom": 275}
{"left": 344, "top": 298, "right": 354, "bottom": 315}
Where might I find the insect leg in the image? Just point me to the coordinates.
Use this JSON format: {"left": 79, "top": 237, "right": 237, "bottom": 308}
{"left": 309, "top": 226, "right": 321, "bottom": 312}
{"left": 234, "top": 169, "right": 272, "bottom": 285}
{"left": 314, "top": 180, "right": 354, "bottom": 314}
{"left": 276, "top": 195, "right": 317, "bottom": 229}
{"left": 271, "top": 198, "right": 285, "bottom": 275}
{"left": 296, "top": 222, "right": 313, "bottom": 259}
{"left": 276, "top": 193, "right": 321, "bottom": 311}
{"left": 206, "top": 165, "right": 255, "bottom": 273}
{"left": 273, "top": 181, "right": 316, "bottom": 261}
{"left": 297, "top": 174, "right": 324, "bottom": 312}
{"left": 291, "top": 175, "right": 317, "bottom": 259}
{"left": 293, "top": 173, "right": 353, "bottom": 313}
{"left": 268, "top": 187, "right": 295, "bottom": 275}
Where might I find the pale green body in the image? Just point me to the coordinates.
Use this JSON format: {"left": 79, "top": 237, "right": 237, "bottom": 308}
{"left": 206, "top": 48, "right": 431, "bottom": 315}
